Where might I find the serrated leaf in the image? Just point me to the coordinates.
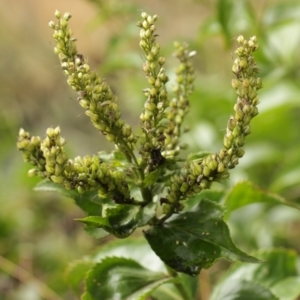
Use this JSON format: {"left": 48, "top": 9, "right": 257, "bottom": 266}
{"left": 64, "top": 259, "right": 94, "bottom": 296}
{"left": 34, "top": 180, "right": 103, "bottom": 215}
{"left": 211, "top": 249, "right": 298, "bottom": 300}
{"left": 211, "top": 280, "right": 278, "bottom": 300}
{"left": 145, "top": 199, "right": 259, "bottom": 276}
{"left": 77, "top": 202, "right": 156, "bottom": 238}
{"left": 223, "top": 181, "right": 300, "bottom": 219}
{"left": 82, "top": 257, "right": 173, "bottom": 300}
{"left": 91, "top": 237, "right": 166, "bottom": 273}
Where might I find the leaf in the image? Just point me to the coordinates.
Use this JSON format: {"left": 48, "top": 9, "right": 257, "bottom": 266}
{"left": 223, "top": 181, "right": 300, "bottom": 219}
{"left": 83, "top": 226, "right": 110, "bottom": 239}
{"left": 145, "top": 199, "right": 259, "bottom": 276}
{"left": 34, "top": 180, "right": 103, "bottom": 215}
{"left": 91, "top": 237, "right": 166, "bottom": 273}
{"left": 217, "top": 0, "right": 233, "bottom": 44}
{"left": 270, "top": 276, "right": 300, "bottom": 300}
{"left": 211, "top": 280, "right": 279, "bottom": 300}
{"left": 211, "top": 249, "right": 298, "bottom": 300}
{"left": 151, "top": 273, "right": 198, "bottom": 300}
{"left": 90, "top": 238, "right": 197, "bottom": 299}
{"left": 82, "top": 257, "right": 173, "bottom": 300}
{"left": 144, "top": 169, "right": 160, "bottom": 187}
{"left": 184, "top": 189, "right": 225, "bottom": 211}
{"left": 187, "top": 151, "right": 211, "bottom": 162}
{"left": 77, "top": 202, "right": 156, "bottom": 238}
{"left": 64, "top": 259, "right": 94, "bottom": 296}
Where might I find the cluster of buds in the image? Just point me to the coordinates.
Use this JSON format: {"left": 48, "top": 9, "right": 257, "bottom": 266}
{"left": 18, "top": 11, "right": 262, "bottom": 225}
{"left": 163, "top": 42, "right": 195, "bottom": 158}
{"left": 17, "top": 127, "right": 132, "bottom": 203}
{"left": 162, "top": 35, "right": 262, "bottom": 217}
{"left": 137, "top": 12, "right": 170, "bottom": 171}
{"left": 17, "top": 129, "right": 46, "bottom": 176}
{"left": 49, "top": 11, "right": 136, "bottom": 163}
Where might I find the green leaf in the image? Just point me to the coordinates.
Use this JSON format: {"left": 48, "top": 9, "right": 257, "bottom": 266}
{"left": 184, "top": 189, "right": 225, "bottom": 211}
{"left": 91, "top": 237, "right": 166, "bottom": 273}
{"left": 211, "top": 249, "right": 298, "bottom": 300}
{"left": 64, "top": 258, "right": 94, "bottom": 296}
{"left": 145, "top": 199, "right": 259, "bottom": 276}
{"left": 77, "top": 202, "right": 156, "bottom": 238}
{"left": 217, "top": 0, "right": 233, "bottom": 44}
{"left": 151, "top": 273, "right": 198, "bottom": 300}
{"left": 83, "top": 226, "right": 110, "bottom": 239}
{"left": 34, "top": 180, "right": 103, "bottom": 215}
{"left": 211, "top": 280, "right": 278, "bottom": 300}
{"left": 144, "top": 169, "right": 160, "bottom": 187}
{"left": 270, "top": 276, "right": 300, "bottom": 300}
{"left": 187, "top": 151, "right": 211, "bottom": 162}
{"left": 223, "top": 181, "right": 300, "bottom": 219}
{"left": 82, "top": 257, "right": 173, "bottom": 300}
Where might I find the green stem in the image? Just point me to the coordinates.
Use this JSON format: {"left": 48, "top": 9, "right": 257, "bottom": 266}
{"left": 166, "top": 265, "right": 192, "bottom": 300}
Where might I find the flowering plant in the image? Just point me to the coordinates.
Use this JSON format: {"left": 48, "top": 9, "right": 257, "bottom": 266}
{"left": 17, "top": 10, "right": 298, "bottom": 300}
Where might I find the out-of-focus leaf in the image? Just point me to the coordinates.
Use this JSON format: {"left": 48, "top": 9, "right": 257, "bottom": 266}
{"left": 271, "top": 167, "right": 300, "bottom": 194}
{"left": 210, "top": 280, "right": 278, "bottom": 300}
{"left": 217, "top": 0, "right": 233, "bottom": 43}
{"left": 211, "top": 249, "right": 298, "bottom": 300}
{"left": 34, "top": 180, "right": 103, "bottom": 215}
{"left": 263, "top": 2, "right": 300, "bottom": 27}
{"left": 270, "top": 276, "right": 300, "bottom": 300}
{"left": 82, "top": 257, "right": 173, "bottom": 300}
{"left": 145, "top": 199, "right": 259, "bottom": 276}
{"left": 64, "top": 259, "right": 94, "bottom": 296}
{"left": 223, "top": 181, "right": 300, "bottom": 219}
{"left": 77, "top": 202, "right": 156, "bottom": 238}
{"left": 216, "top": 0, "right": 255, "bottom": 46}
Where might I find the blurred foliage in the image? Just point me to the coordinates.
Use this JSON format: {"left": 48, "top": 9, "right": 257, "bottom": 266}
{"left": 1, "top": 0, "right": 300, "bottom": 299}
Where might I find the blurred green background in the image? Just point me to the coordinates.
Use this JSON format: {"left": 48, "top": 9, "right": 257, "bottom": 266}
{"left": 1, "top": 0, "right": 300, "bottom": 299}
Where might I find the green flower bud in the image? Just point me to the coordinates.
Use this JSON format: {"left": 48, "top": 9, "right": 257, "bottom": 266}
{"left": 209, "top": 160, "right": 218, "bottom": 171}
{"left": 77, "top": 186, "right": 85, "bottom": 194}
{"left": 50, "top": 175, "right": 64, "bottom": 184}
{"left": 180, "top": 182, "right": 189, "bottom": 193}
{"left": 203, "top": 166, "right": 211, "bottom": 177}
{"left": 236, "top": 135, "right": 245, "bottom": 147}
{"left": 217, "top": 162, "right": 225, "bottom": 173}
{"left": 237, "top": 35, "right": 245, "bottom": 44}
{"left": 46, "top": 128, "right": 55, "bottom": 138}
{"left": 227, "top": 117, "right": 237, "bottom": 131}
{"left": 239, "top": 58, "right": 248, "bottom": 69}
{"left": 231, "top": 79, "right": 240, "bottom": 89}
{"left": 199, "top": 178, "right": 209, "bottom": 189}
{"left": 55, "top": 10, "right": 61, "bottom": 19}
{"left": 145, "top": 102, "right": 156, "bottom": 112}
{"left": 28, "top": 168, "right": 38, "bottom": 177}
{"left": 45, "top": 165, "right": 55, "bottom": 174}
{"left": 237, "top": 148, "right": 245, "bottom": 158}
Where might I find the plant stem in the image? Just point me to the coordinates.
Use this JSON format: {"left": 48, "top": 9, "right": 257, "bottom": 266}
{"left": 165, "top": 264, "right": 192, "bottom": 300}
